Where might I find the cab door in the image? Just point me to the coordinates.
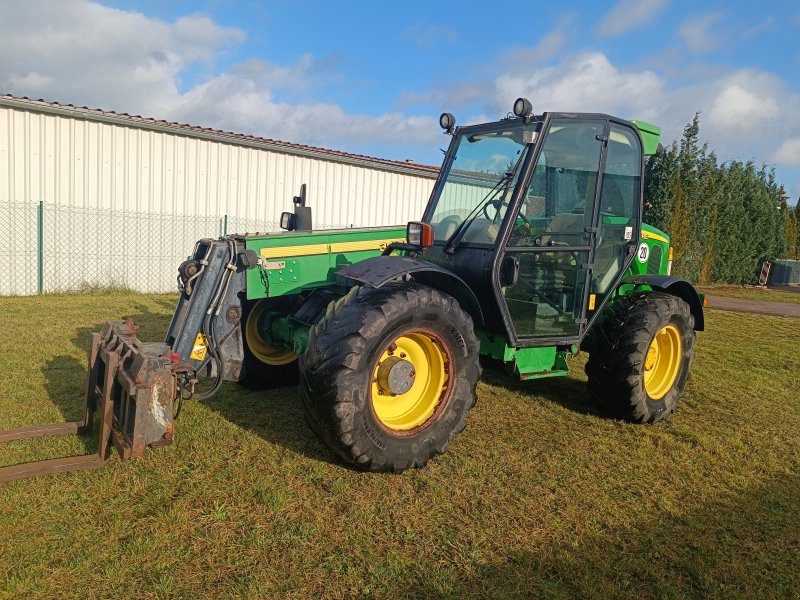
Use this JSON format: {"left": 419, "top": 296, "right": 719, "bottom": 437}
{"left": 498, "top": 118, "right": 642, "bottom": 345}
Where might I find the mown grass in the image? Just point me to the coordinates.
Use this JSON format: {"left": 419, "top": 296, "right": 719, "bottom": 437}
{"left": 697, "top": 284, "right": 800, "bottom": 304}
{"left": 0, "top": 292, "right": 798, "bottom": 599}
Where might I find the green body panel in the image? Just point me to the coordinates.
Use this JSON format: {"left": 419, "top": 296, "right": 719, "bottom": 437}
{"left": 475, "top": 330, "right": 571, "bottom": 379}
{"left": 243, "top": 226, "right": 406, "bottom": 299}
{"left": 246, "top": 222, "right": 672, "bottom": 376}
{"left": 631, "top": 120, "right": 661, "bottom": 156}
{"left": 622, "top": 223, "right": 671, "bottom": 280}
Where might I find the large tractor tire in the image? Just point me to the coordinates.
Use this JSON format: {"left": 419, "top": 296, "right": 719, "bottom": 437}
{"left": 240, "top": 298, "right": 300, "bottom": 389}
{"left": 585, "top": 291, "right": 695, "bottom": 423}
{"left": 299, "top": 283, "right": 481, "bottom": 473}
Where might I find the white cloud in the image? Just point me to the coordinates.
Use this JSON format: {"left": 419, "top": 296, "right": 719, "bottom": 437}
{"left": 3, "top": 71, "right": 53, "bottom": 91}
{"left": 706, "top": 75, "right": 779, "bottom": 131}
{"left": 499, "top": 13, "right": 577, "bottom": 67}
{"left": 1, "top": 0, "right": 798, "bottom": 181}
{"left": 166, "top": 71, "right": 439, "bottom": 148}
{"left": 596, "top": 0, "right": 668, "bottom": 37}
{"left": 0, "top": 0, "right": 438, "bottom": 153}
{"left": 494, "top": 52, "right": 663, "bottom": 122}
{"left": 0, "top": 0, "right": 244, "bottom": 115}
{"left": 396, "top": 14, "right": 577, "bottom": 112}
{"left": 772, "top": 139, "right": 800, "bottom": 167}
{"left": 402, "top": 24, "right": 457, "bottom": 49}
{"left": 418, "top": 50, "right": 800, "bottom": 180}
{"left": 679, "top": 12, "right": 724, "bottom": 52}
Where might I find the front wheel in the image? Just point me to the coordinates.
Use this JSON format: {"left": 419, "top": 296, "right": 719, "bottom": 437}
{"left": 585, "top": 292, "right": 695, "bottom": 423}
{"left": 299, "top": 283, "right": 481, "bottom": 472}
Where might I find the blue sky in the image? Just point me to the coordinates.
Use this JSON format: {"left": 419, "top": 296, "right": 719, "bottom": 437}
{"left": 1, "top": 0, "right": 799, "bottom": 202}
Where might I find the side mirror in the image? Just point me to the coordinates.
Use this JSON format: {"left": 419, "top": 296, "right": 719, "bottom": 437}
{"left": 500, "top": 255, "right": 520, "bottom": 287}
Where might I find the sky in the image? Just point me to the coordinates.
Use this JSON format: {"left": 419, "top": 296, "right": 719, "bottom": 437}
{"left": 0, "top": 0, "right": 799, "bottom": 203}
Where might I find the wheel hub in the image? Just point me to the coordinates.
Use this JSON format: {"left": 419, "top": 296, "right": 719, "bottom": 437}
{"left": 645, "top": 345, "right": 658, "bottom": 371}
{"left": 370, "top": 331, "right": 451, "bottom": 431}
{"left": 376, "top": 356, "right": 416, "bottom": 395}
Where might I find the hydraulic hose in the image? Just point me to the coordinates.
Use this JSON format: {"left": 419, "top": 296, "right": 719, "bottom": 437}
{"left": 192, "top": 239, "right": 238, "bottom": 401}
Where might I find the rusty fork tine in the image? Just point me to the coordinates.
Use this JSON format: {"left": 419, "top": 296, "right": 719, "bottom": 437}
{"left": 0, "top": 319, "right": 177, "bottom": 484}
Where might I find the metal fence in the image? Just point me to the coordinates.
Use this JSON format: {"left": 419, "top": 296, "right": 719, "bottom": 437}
{"left": 0, "top": 200, "right": 349, "bottom": 295}
{"left": 771, "top": 260, "right": 800, "bottom": 285}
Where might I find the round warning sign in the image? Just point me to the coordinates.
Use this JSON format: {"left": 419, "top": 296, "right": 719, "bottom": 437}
{"left": 637, "top": 243, "right": 650, "bottom": 263}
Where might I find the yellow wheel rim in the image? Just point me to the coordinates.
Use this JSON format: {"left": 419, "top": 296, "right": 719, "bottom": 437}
{"left": 643, "top": 324, "right": 682, "bottom": 400}
{"left": 245, "top": 301, "right": 298, "bottom": 366}
{"left": 371, "top": 331, "right": 451, "bottom": 431}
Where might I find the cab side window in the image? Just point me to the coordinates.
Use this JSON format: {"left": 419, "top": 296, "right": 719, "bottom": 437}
{"left": 592, "top": 125, "right": 642, "bottom": 294}
{"left": 510, "top": 120, "right": 605, "bottom": 247}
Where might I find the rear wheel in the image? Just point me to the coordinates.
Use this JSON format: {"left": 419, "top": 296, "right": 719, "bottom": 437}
{"left": 585, "top": 292, "right": 695, "bottom": 423}
{"left": 240, "top": 299, "right": 300, "bottom": 389}
{"left": 299, "top": 283, "right": 481, "bottom": 472}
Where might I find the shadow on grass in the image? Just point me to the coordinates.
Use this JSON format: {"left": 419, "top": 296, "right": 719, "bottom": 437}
{"left": 200, "top": 383, "right": 342, "bottom": 467}
{"left": 479, "top": 358, "right": 604, "bottom": 418}
{"left": 39, "top": 300, "right": 339, "bottom": 466}
{"left": 37, "top": 304, "right": 605, "bottom": 468}
{"left": 396, "top": 473, "right": 800, "bottom": 598}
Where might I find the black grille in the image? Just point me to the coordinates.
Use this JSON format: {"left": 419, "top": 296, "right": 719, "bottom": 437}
{"left": 647, "top": 245, "right": 663, "bottom": 273}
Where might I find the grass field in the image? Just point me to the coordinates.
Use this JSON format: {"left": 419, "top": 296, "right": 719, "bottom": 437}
{"left": 0, "top": 292, "right": 798, "bottom": 599}
{"left": 697, "top": 285, "right": 800, "bottom": 304}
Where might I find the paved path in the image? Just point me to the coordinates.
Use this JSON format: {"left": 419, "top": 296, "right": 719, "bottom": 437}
{"left": 706, "top": 296, "right": 800, "bottom": 318}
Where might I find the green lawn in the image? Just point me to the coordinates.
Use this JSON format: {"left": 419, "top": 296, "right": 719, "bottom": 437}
{"left": 697, "top": 284, "right": 800, "bottom": 304}
{"left": 0, "top": 292, "right": 798, "bottom": 599}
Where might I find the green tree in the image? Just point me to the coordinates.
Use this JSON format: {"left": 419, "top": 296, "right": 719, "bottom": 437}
{"left": 643, "top": 113, "right": 791, "bottom": 284}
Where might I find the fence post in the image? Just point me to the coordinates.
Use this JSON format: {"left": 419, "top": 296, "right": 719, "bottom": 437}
{"left": 37, "top": 201, "right": 43, "bottom": 294}
{"left": 223, "top": 214, "right": 228, "bottom": 236}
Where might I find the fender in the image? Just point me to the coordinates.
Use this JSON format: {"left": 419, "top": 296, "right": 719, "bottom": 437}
{"left": 621, "top": 274, "right": 705, "bottom": 331}
{"left": 338, "top": 255, "right": 484, "bottom": 325}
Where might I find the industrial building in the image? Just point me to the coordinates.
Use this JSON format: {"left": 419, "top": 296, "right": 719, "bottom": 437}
{"left": 0, "top": 94, "right": 438, "bottom": 294}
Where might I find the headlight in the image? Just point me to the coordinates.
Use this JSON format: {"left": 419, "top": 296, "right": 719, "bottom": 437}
{"left": 407, "top": 221, "right": 434, "bottom": 247}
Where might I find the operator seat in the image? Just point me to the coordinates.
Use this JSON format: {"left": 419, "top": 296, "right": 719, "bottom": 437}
{"left": 433, "top": 215, "right": 461, "bottom": 241}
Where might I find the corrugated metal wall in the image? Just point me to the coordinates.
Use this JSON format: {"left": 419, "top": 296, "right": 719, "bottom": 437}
{"left": 0, "top": 99, "right": 447, "bottom": 294}
{"left": 0, "top": 101, "right": 436, "bottom": 228}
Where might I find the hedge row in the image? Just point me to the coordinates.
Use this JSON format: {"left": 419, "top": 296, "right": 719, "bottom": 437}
{"left": 643, "top": 114, "right": 800, "bottom": 285}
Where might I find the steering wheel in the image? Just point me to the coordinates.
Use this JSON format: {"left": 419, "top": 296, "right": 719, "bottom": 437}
{"left": 530, "top": 232, "right": 568, "bottom": 247}
{"left": 482, "top": 198, "right": 502, "bottom": 221}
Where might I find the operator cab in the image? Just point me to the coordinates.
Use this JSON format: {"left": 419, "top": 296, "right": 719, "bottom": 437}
{"left": 420, "top": 101, "right": 644, "bottom": 347}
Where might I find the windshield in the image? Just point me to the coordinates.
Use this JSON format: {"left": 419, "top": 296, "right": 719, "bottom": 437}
{"left": 427, "top": 124, "right": 539, "bottom": 246}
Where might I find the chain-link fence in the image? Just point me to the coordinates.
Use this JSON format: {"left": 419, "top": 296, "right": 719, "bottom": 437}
{"left": 0, "top": 200, "right": 304, "bottom": 295}
{"left": 0, "top": 202, "right": 39, "bottom": 295}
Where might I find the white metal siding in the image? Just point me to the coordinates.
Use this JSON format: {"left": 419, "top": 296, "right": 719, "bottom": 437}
{"left": 0, "top": 99, "right": 504, "bottom": 296}
{"left": 0, "top": 103, "right": 437, "bottom": 227}
{"left": 0, "top": 101, "right": 445, "bottom": 294}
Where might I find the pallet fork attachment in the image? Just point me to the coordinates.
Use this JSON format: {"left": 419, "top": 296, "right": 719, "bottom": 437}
{"left": 0, "top": 320, "right": 178, "bottom": 483}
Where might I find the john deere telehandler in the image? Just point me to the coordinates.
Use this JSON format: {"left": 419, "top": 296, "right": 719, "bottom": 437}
{"left": 0, "top": 98, "right": 703, "bottom": 481}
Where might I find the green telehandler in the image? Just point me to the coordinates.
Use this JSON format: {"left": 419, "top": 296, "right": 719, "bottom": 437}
{"left": 0, "top": 98, "right": 703, "bottom": 481}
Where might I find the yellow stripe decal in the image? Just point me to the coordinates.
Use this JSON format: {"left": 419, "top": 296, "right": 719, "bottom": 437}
{"left": 331, "top": 239, "right": 404, "bottom": 254}
{"left": 258, "top": 238, "right": 403, "bottom": 260}
{"left": 641, "top": 230, "right": 669, "bottom": 244}
{"left": 259, "top": 243, "right": 330, "bottom": 259}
